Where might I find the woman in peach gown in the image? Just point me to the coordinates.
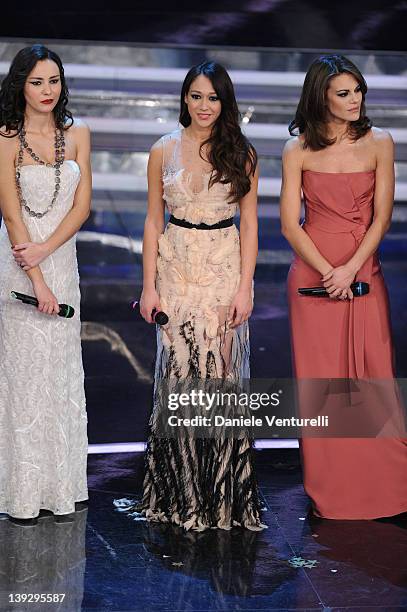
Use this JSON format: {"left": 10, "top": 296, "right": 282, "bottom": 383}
{"left": 280, "top": 54, "right": 407, "bottom": 519}
{"left": 115, "top": 62, "right": 265, "bottom": 530}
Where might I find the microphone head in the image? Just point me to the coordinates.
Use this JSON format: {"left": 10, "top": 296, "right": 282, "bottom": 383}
{"left": 59, "top": 304, "right": 75, "bottom": 318}
{"left": 131, "top": 300, "right": 168, "bottom": 325}
{"left": 154, "top": 311, "right": 169, "bottom": 326}
{"left": 352, "top": 282, "right": 369, "bottom": 297}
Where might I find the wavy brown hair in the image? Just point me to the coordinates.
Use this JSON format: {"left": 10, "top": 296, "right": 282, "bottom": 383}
{"left": 289, "top": 54, "right": 372, "bottom": 150}
{"left": 0, "top": 44, "right": 73, "bottom": 137}
{"left": 179, "top": 61, "right": 257, "bottom": 203}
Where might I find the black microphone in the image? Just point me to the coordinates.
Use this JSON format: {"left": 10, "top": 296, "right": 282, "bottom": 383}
{"left": 131, "top": 300, "right": 169, "bottom": 326}
{"left": 298, "top": 281, "right": 369, "bottom": 298}
{"left": 11, "top": 291, "right": 75, "bottom": 318}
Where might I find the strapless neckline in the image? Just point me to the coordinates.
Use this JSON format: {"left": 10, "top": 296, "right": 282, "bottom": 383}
{"left": 19, "top": 159, "right": 80, "bottom": 171}
{"left": 303, "top": 169, "right": 375, "bottom": 175}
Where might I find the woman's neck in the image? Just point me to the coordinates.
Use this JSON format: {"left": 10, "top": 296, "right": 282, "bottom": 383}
{"left": 24, "top": 109, "right": 55, "bottom": 135}
{"left": 183, "top": 124, "right": 211, "bottom": 143}
{"left": 325, "top": 118, "right": 350, "bottom": 143}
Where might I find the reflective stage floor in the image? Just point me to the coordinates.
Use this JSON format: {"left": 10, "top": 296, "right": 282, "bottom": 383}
{"left": 1, "top": 450, "right": 406, "bottom": 611}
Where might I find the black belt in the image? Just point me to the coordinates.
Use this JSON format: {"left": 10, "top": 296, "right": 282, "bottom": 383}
{"left": 169, "top": 215, "right": 234, "bottom": 230}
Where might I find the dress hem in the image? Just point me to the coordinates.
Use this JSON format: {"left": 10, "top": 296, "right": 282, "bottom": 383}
{"left": 114, "top": 499, "right": 267, "bottom": 532}
{"left": 0, "top": 496, "right": 89, "bottom": 520}
{"left": 311, "top": 503, "right": 407, "bottom": 521}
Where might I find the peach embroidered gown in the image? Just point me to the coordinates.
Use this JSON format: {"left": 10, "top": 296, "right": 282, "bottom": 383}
{"left": 287, "top": 169, "right": 407, "bottom": 519}
{"left": 115, "top": 129, "right": 264, "bottom": 530}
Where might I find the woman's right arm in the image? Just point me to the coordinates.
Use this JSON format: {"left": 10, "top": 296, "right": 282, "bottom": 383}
{"left": 139, "top": 141, "right": 165, "bottom": 323}
{"left": 0, "top": 136, "right": 59, "bottom": 314}
{"left": 280, "top": 138, "right": 333, "bottom": 277}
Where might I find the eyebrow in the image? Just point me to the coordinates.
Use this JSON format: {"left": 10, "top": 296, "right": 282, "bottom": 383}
{"left": 28, "top": 75, "right": 60, "bottom": 80}
{"left": 190, "top": 89, "right": 217, "bottom": 95}
{"left": 336, "top": 86, "right": 360, "bottom": 93}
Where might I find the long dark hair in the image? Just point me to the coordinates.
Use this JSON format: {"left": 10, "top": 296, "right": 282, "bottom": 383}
{"left": 0, "top": 44, "right": 73, "bottom": 136}
{"left": 289, "top": 54, "right": 372, "bottom": 150}
{"left": 179, "top": 61, "right": 257, "bottom": 202}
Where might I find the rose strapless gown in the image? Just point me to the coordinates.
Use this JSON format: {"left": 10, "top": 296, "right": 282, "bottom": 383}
{"left": 115, "top": 129, "right": 264, "bottom": 530}
{"left": 287, "top": 170, "right": 407, "bottom": 520}
{"left": 0, "top": 160, "right": 88, "bottom": 519}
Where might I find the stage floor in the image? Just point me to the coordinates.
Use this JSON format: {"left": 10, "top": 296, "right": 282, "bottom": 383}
{"left": 2, "top": 449, "right": 406, "bottom": 611}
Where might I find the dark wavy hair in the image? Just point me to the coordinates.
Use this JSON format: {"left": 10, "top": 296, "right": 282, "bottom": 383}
{"left": 0, "top": 44, "right": 73, "bottom": 136}
{"left": 289, "top": 54, "right": 372, "bottom": 150}
{"left": 179, "top": 61, "right": 257, "bottom": 202}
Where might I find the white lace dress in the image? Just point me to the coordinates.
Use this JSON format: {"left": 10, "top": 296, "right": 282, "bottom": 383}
{"left": 0, "top": 160, "right": 88, "bottom": 519}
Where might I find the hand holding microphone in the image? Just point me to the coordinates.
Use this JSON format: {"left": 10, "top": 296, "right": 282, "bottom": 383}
{"left": 11, "top": 291, "right": 75, "bottom": 318}
{"left": 320, "top": 264, "right": 360, "bottom": 300}
{"left": 131, "top": 301, "right": 169, "bottom": 325}
{"left": 132, "top": 289, "right": 169, "bottom": 325}
{"left": 298, "top": 281, "right": 369, "bottom": 298}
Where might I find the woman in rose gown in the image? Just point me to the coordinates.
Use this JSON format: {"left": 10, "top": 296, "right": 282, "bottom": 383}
{"left": 0, "top": 45, "right": 91, "bottom": 520}
{"left": 280, "top": 54, "right": 407, "bottom": 519}
{"left": 115, "top": 62, "right": 265, "bottom": 530}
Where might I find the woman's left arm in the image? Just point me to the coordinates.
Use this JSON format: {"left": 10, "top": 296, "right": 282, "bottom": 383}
{"left": 322, "top": 130, "right": 394, "bottom": 298}
{"left": 13, "top": 121, "right": 92, "bottom": 269}
{"left": 228, "top": 165, "right": 259, "bottom": 328}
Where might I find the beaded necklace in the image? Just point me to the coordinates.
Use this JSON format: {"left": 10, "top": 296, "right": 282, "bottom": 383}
{"left": 15, "top": 126, "right": 65, "bottom": 218}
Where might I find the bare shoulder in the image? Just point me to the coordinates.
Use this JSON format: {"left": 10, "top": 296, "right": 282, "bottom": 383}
{"left": 67, "top": 119, "right": 90, "bottom": 162}
{"left": 370, "top": 127, "right": 393, "bottom": 144}
{"left": 68, "top": 117, "right": 90, "bottom": 139}
{"left": 282, "top": 136, "right": 305, "bottom": 167}
{"left": 283, "top": 135, "right": 303, "bottom": 152}
{"left": 367, "top": 127, "right": 394, "bottom": 166}
{"left": 150, "top": 137, "right": 164, "bottom": 154}
{"left": 68, "top": 116, "right": 89, "bottom": 130}
{"left": 151, "top": 129, "right": 180, "bottom": 152}
{"left": 369, "top": 127, "right": 394, "bottom": 159}
{"left": 149, "top": 137, "right": 164, "bottom": 165}
{"left": 0, "top": 129, "right": 18, "bottom": 160}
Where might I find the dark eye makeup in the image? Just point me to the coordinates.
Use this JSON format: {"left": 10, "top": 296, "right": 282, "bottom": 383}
{"left": 337, "top": 85, "right": 362, "bottom": 97}
{"left": 190, "top": 93, "right": 219, "bottom": 101}
{"left": 28, "top": 77, "right": 60, "bottom": 86}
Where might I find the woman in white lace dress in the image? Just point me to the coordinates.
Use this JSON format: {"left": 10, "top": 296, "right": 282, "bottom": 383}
{"left": 116, "top": 62, "right": 265, "bottom": 530}
{"left": 0, "top": 45, "right": 91, "bottom": 520}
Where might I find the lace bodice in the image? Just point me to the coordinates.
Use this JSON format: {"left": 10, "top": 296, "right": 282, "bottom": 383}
{"left": 0, "top": 160, "right": 81, "bottom": 303}
{"left": 160, "top": 129, "right": 238, "bottom": 225}
{"left": 15, "top": 160, "right": 80, "bottom": 238}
